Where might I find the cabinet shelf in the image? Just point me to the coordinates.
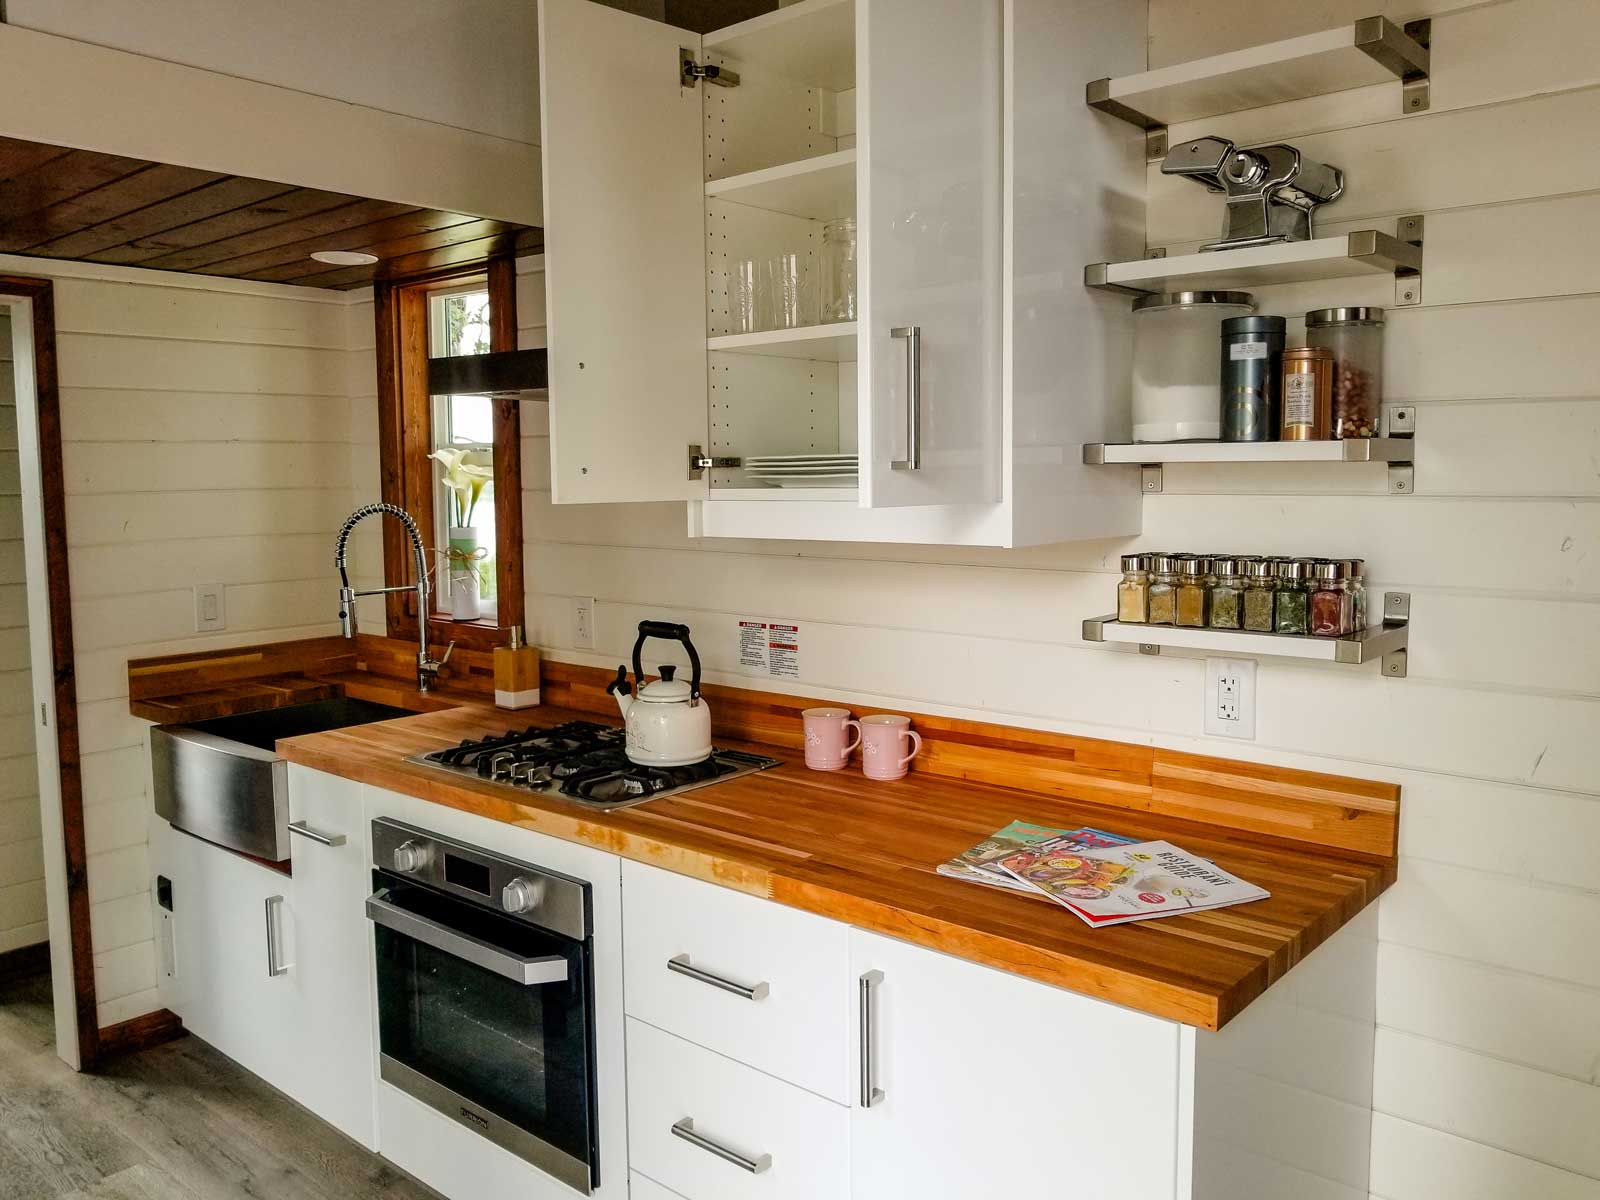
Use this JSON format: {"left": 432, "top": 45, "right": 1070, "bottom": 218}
{"left": 1084, "top": 438, "right": 1413, "bottom": 465}
{"left": 1086, "top": 230, "right": 1422, "bottom": 298}
{"left": 1083, "top": 592, "right": 1411, "bottom": 676}
{"left": 706, "top": 150, "right": 857, "bottom": 219}
{"left": 704, "top": 0, "right": 856, "bottom": 92}
{"left": 708, "top": 323, "right": 857, "bottom": 361}
{"left": 1086, "top": 16, "right": 1431, "bottom": 129}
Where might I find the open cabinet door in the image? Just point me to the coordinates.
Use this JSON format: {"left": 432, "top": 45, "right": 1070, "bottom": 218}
{"left": 540, "top": 0, "right": 708, "bottom": 504}
{"left": 859, "top": 0, "right": 1003, "bottom": 508}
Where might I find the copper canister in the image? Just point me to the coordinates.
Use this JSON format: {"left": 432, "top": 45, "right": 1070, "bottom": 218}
{"left": 1281, "top": 346, "right": 1333, "bottom": 440}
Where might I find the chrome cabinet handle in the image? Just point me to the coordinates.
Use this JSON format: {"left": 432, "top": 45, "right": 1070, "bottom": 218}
{"left": 859, "top": 969, "right": 885, "bottom": 1107}
{"left": 265, "top": 894, "right": 288, "bottom": 978}
{"left": 366, "top": 892, "right": 569, "bottom": 986}
{"left": 667, "top": 953, "right": 769, "bottom": 1001}
{"left": 670, "top": 1117, "right": 771, "bottom": 1174}
{"left": 889, "top": 326, "right": 922, "bottom": 471}
{"left": 288, "top": 820, "right": 346, "bottom": 847}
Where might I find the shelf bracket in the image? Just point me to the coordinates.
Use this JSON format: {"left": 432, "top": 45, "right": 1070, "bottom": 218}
{"left": 1141, "top": 465, "right": 1164, "bottom": 494}
{"left": 1085, "top": 78, "right": 1167, "bottom": 161}
{"left": 1394, "top": 214, "right": 1424, "bottom": 306}
{"left": 1354, "top": 16, "right": 1431, "bottom": 114}
{"left": 1380, "top": 592, "right": 1410, "bottom": 678}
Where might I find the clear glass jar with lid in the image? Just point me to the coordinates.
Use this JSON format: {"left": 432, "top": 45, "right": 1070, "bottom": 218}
{"left": 1208, "top": 558, "right": 1245, "bottom": 629}
{"left": 1147, "top": 554, "right": 1178, "bottom": 625}
{"left": 1274, "top": 559, "right": 1310, "bottom": 635}
{"left": 1310, "top": 561, "right": 1352, "bottom": 637}
{"left": 819, "top": 218, "right": 858, "bottom": 324}
{"left": 1117, "top": 554, "right": 1151, "bottom": 624}
{"left": 1242, "top": 559, "right": 1277, "bottom": 631}
{"left": 1175, "top": 556, "right": 1210, "bottom": 627}
{"left": 1132, "top": 292, "right": 1255, "bottom": 443}
{"left": 1306, "top": 307, "right": 1384, "bottom": 438}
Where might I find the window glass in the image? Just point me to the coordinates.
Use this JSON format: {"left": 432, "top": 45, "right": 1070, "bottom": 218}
{"left": 428, "top": 284, "right": 496, "bottom": 617}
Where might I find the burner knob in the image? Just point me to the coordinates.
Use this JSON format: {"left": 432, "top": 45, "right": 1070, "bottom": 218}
{"left": 392, "top": 840, "right": 431, "bottom": 874}
{"left": 501, "top": 876, "right": 546, "bottom": 915}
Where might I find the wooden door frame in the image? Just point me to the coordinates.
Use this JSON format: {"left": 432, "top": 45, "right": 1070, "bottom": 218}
{"left": 0, "top": 275, "right": 96, "bottom": 1067}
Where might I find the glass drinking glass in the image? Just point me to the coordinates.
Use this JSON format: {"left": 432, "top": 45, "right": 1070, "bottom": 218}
{"left": 729, "top": 258, "right": 760, "bottom": 334}
{"left": 767, "top": 252, "right": 811, "bottom": 330}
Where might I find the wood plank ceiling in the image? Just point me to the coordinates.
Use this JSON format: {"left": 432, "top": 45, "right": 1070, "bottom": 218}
{"left": 0, "top": 136, "right": 543, "bottom": 290}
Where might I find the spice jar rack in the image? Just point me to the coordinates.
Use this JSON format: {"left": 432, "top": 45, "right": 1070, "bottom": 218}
{"left": 1083, "top": 592, "right": 1411, "bottom": 678}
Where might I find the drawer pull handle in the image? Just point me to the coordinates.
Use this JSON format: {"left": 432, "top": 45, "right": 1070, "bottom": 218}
{"left": 667, "top": 953, "right": 770, "bottom": 1001}
{"left": 859, "top": 969, "right": 885, "bottom": 1107}
{"left": 265, "top": 895, "right": 289, "bottom": 978}
{"left": 671, "top": 1117, "right": 771, "bottom": 1174}
{"left": 288, "top": 820, "right": 346, "bottom": 847}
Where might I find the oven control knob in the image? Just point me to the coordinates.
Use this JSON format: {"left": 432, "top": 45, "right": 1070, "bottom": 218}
{"left": 501, "top": 876, "right": 545, "bottom": 915}
{"left": 392, "top": 840, "right": 431, "bottom": 874}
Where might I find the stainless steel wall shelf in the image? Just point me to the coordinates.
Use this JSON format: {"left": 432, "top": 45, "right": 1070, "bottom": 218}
{"left": 1083, "top": 592, "right": 1411, "bottom": 677}
{"left": 1086, "top": 16, "right": 1431, "bottom": 137}
{"left": 1083, "top": 425, "right": 1417, "bottom": 494}
{"left": 1085, "top": 228, "right": 1423, "bottom": 301}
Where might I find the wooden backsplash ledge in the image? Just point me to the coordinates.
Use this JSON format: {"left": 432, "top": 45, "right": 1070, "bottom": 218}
{"left": 128, "top": 638, "right": 1398, "bottom": 861}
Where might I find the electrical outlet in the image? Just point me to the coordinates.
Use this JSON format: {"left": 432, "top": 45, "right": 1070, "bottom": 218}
{"left": 194, "top": 583, "right": 226, "bottom": 632}
{"left": 1204, "top": 657, "right": 1256, "bottom": 740}
{"left": 573, "top": 596, "right": 595, "bottom": 649}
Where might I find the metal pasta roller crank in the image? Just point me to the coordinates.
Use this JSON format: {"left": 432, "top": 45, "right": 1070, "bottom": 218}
{"left": 1162, "top": 135, "right": 1344, "bottom": 252}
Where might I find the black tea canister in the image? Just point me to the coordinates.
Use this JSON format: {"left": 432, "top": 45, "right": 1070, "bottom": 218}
{"left": 1220, "top": 315, "right": 1287, "bottom": 442}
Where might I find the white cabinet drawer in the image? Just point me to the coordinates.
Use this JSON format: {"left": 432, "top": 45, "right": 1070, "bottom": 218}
{"left": 625, "top": 1019, "right": 848, "bottom": 1200}
{"left": 630, "top": 1173, "right": 687, "bottom": 1200}
{"left": 621, "top": 860, "right": 851, "bottom": 1102}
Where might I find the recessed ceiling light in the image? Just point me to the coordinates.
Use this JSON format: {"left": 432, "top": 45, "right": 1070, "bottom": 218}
{"left": 310, "top": 249, "right": 379, "bottom": 266}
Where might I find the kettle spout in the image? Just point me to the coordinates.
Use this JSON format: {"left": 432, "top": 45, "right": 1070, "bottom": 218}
{"left": 605, "top": 665, "right": 633, "bottom": 718}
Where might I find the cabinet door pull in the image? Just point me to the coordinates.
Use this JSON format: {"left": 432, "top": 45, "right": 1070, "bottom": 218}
{"left": 670, "top": 1117, "right": 771, "bottom": 1174}
{"left": 859, "top": 968, "right": 885, "bottom": 1107}
{"left": 666, "top": 953, "right": 770, "bottom": 1000}
{"left": 889, "top": 326, "right": 922, "bottom": 471}
{"left": 288, "top": 820, "right": 346, "bottom": 847}
{"left": 265, "top": 894, "right": 289, "bottom": 978}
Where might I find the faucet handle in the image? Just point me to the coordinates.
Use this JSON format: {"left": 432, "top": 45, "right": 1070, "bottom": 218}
{"left": 437, "top": 640, "right": 456, "bottom": 668}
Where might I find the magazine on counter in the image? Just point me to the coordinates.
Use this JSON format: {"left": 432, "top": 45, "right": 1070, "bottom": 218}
{"left": 937, "top": 822, "right": 1136, "bottom": 893}
{"left": 999, "top": 839, "right": 1269, "bottom": 927}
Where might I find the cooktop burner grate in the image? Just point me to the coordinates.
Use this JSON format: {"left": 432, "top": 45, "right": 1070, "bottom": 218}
{"left": 406, "top": 720, "right": 781, "bottom": 810}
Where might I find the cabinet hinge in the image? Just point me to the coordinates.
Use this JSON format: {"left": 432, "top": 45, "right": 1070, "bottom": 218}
{"left": 681, "top": 48, "right": 740, "bottom": 89}
{"left": 688, "top": 445, "right": 741, "bottom": 479}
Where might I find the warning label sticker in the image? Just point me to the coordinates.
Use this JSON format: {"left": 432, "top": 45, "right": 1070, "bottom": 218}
{"left": 737, "top": 619, "right": 801, "bottom": 680}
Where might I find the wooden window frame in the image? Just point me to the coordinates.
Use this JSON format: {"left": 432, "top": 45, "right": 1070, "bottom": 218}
{"left": 374, "top": 256, "right": 524, "bottom": 652}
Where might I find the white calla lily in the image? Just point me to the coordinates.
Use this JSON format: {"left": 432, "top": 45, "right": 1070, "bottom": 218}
{"left": 431, "top": 447, "right": 496, "bottom": 526}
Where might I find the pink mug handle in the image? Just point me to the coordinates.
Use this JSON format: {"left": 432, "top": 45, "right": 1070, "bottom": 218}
{"left": 899, "top": 729, "right": 922, "bottom": 769}
{"left": 843, "top": 719, "right": 863, "bottom": 757}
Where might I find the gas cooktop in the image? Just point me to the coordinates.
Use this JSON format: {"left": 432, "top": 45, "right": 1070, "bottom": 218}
{"left": 406, "top": 720, "right": 781, "bottom": 811}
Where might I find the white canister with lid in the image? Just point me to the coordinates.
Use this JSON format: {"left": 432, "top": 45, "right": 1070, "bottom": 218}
{"left": 1131, "top": 291, "right": 1256, "bottom": 442}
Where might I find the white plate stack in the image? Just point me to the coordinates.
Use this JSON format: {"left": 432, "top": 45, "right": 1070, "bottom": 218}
{"left": 743, "top": 454, "right": 859, "bottom": 488}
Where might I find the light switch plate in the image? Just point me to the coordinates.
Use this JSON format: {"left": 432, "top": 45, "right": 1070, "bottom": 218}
{"left": 194, "top": 583, "right": 226, "bottom": 632}
{"left": 1204, "top": 657, "right": 1256, "bottom": 740}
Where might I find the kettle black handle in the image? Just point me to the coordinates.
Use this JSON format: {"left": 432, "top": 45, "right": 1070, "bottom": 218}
{"left": 631, "top": 620, "right": 702, "bottom": 701}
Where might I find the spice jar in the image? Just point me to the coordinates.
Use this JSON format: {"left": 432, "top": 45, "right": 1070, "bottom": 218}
{"left": 1306, "top": 307, "right": 1384, "bottom": 438}
{"left": 1310, "top": 560, "right": 1351, "bottom": 637}
{"left": 1242, "top": 559, "right": 1277, "bottom": 632}
{"left": 1220, "top": 316, "right": 1287, "bottom": 442}
{"left": 1281, "top": 346, "right": 1333, "bottom": 440}
{"left": 1208, "top": 558, "right": 1245, "bottom": 629}
{"left": 1344, "top": 558, "right": 1368, "bottom": 630}
{"left": 1147, "top": 554, "right": 1178, "bottom": 626}
{"left": 1274, "top": 559, "right": 1310, "bottom": 635}
{"left": 1117, "top": 554, "right": 1151, "bottom": 624}
{"left": 1175, "top": 556, "right": 1209, "bottom": 627}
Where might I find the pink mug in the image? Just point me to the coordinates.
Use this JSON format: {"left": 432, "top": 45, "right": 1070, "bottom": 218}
{"left": 803, "top": 707, "right": 861, "bottom": 771}
{"left": 860, "top": 714, "right": 922, "bottom": 781}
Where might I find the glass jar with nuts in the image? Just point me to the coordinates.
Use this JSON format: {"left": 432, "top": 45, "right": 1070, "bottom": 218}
{"left": 1306, "top": 307, "right": 1385, "bottom": 439}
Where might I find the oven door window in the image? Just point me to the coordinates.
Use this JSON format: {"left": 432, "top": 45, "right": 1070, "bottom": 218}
{"left": 372, "top": 879, "right": 595, "bottom": 1177}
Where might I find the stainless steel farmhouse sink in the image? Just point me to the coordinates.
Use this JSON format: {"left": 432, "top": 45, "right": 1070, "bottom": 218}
{"left": 151, "top": 698, "right": 415, "bottom": 861}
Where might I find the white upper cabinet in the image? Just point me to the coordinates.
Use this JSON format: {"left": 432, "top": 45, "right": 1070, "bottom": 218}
{"left": 858, "top": 0, "right": 1002, "bottom": 507}
{"left": 538, "top": 0, "right": 709, "bottom": 503}
{"left": 537, "top": 0, "right": 1143, "bottom": 546}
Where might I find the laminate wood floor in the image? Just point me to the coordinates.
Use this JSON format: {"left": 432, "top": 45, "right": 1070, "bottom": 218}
{"left": 0, "top": 968, "right": 439, "bottom": 1200}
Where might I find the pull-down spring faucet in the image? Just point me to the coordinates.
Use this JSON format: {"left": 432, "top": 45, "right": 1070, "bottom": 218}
{"left": 335, "top": 502, "right": 454, "bottom": 692}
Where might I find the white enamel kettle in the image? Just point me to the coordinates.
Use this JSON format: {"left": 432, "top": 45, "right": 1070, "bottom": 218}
{"left": 606, "top": 621, "right": 712, "bottom": 766}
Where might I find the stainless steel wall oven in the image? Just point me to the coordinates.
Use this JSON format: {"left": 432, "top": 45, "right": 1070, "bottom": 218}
{"left": 366, "top": 818, "right": 600, "bottom": 1194}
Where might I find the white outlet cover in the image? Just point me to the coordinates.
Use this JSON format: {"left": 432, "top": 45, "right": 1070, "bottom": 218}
{"left": 1204, "top": 657, "right": 1256, "bottom": 740}
{"left": 573, "top": 595, "right": 595, "bottom": 649}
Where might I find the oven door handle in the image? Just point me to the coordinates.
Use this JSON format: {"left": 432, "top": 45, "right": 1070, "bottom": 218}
{"left": 366, "top": 891, "right": 570, "bottom": 986}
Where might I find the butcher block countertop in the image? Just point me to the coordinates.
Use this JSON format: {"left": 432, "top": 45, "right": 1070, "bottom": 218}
{"left": 277, "top": 699, "right": 1396, "bottom": 1031}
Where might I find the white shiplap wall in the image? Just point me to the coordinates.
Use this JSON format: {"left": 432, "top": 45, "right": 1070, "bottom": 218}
{"left": 15, "top": 256, "right": 356, "bottom": 1026}
{"left": 509, "top": 1, "right": 1600, "bottom": 1196}
{"left": 0, "top": 312, "right": 47, "bottom": 955}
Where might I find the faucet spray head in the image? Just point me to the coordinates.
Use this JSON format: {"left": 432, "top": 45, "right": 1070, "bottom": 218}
{"left": 338, "top": 586, "right": 357, "bottom": 638}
